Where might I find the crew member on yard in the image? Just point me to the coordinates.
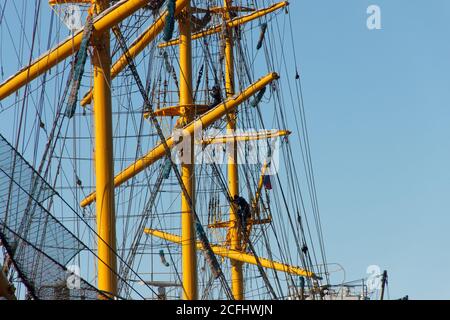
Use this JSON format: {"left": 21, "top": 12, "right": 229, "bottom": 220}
{"left": 232, "top": 195, "right": 251, "bottom": 233}
{"left": 209, "top": 85, "right": 222, "bottom": 108}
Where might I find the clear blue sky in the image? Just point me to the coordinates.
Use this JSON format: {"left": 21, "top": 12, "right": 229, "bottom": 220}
{"left": 1, "top": 0, "right": 450, "bottom": 300}
{"left": 292, "top": 0, "right": 450, "bottom": 299}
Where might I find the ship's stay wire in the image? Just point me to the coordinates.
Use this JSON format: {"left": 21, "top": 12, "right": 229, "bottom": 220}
{"left": 0, "top": 0, "right": 331, "bottom": 300}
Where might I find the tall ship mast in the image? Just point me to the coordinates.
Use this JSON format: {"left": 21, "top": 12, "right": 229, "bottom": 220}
{"left": 0, "top": 0, "right": 377, "bottom": 300}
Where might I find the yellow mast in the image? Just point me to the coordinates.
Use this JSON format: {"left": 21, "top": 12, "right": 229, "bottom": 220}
{"left": 0, "top": 0, "right": 295, "bottom": 301}
{"left": 223, "top": 0, "right": 243, "bottom": 300}
{"left": 179, "top": 1, "right": 197, "bottom": 300}
{"left": 158, "top": 2, "right": 289, "bottom": 48}
{"left": 144, "top": 228, "right": 318, "bottom": 278}
{"left": 0, "top": 0, "right": 156, "bottom": 101}
{"left": 80, "top": 0, "right": 190, "bottom": 106}
{"left": 80, "top": 72, "right": 279, "bottom": 207}
{"left": 92, "top": 0, "right": 117, "bottom": 297}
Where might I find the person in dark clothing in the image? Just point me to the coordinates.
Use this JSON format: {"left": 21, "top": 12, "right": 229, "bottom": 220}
{"left": 144, "top": 0, "right": 164, "bottom": 11}
{"left": 209, "top": 85, "right": 222, "bottom": 108}
{"left": 232, "top": 195, "right": 251, "bottom": 233}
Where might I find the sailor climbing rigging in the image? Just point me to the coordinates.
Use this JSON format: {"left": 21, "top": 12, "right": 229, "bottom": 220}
{"left": 232, "top": 195, "right": 251, "bottom": 233}
{"left": 209, "top": 85, "right": 222, "bottom": 108}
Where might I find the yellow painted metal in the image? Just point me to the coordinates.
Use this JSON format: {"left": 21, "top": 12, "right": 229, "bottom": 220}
{"left": 191, "top": 6, "right": 254, "bottom": 14}
{"left": 209, "top": 6, "right": 254, "bottom": 14}
{"left": 80, "top": 72, "right": 279, "bottom": 207}
{"left": 0, "top": 0, "right": 154, "bottom": 101}
{"left": 144, "top": 228, "right": 317, "bottom": 278}
{"left": 0, "top": 266, "right": 16, "bottom": 300}
{"left": 223, "top": 0, "right": 243, "bottom": 300}
{"left": 241, "top": 161, "right": 271, "bottom": 251}
{"left": 208, "top": 217, "right": 271, "bottom": 229}
{"left": 159, "top": 1, "right": 289, "bottom": 48}
{"left": 144, "top": 126, "right": 289, "bottom": 143}
{"left": 80, "top": 0, "right": 190, "bottom": 106}
{"left": 48, "top": 0, "right": 92, "bottom": 5}
{"left": 179, "top": 2, "right": 197, "bottom": 300}
{"left": 92, "top": 0, "right": 117, "bottom": 298}
{"left": 143, "top": 104, "right": 210, "bottom": 118}
{"left": 201, "top": 130, "right": 290, "bottom": 144}
{"left": 254, "top": 161, "right": 270, "bottom": 210}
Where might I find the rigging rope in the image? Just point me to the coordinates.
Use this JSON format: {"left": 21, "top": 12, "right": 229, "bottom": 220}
{"left": 256, "top": 23, "right": 267, "bottom": 50}
{"left": 250, "top": 86, "right": 266, "bottom": 108}
{"left": 65, "top": 15, "right": 93, "bottom": 118}
{"left": 191, "top": 11, "right": 211, "bottom": 32}
{"left": 159, "top": 250, "right": 170, "bottom": 267}
{"left": 163, "top": 50, "right": 179, "bottom": 91}
{"left": 162, "top": 157, "right": 172, "bottom": 179}
{"left": 112, "top": 25, "right": 235, "bottom": 300}
{"left": 233, "top": 22, "right": 321, "bottom": 294}
{"left": 163, "top": 0, "right": 176, "bottom": 42}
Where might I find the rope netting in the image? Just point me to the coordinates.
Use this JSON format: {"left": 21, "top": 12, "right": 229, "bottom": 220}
{"left": 0, "top": 134, "right": 108, "bottom": 300}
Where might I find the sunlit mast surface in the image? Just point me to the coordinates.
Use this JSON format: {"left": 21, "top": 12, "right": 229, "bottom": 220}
{"left": 0, "top": 0, "right": 333, "bottom": 300}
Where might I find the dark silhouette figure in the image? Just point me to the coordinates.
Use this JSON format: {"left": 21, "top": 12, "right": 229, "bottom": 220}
{"left": 209, "top": 85, "right": 222, "bottom": 108}
{"left": 232, "top": 195, "right": 250, "bottom": 233}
